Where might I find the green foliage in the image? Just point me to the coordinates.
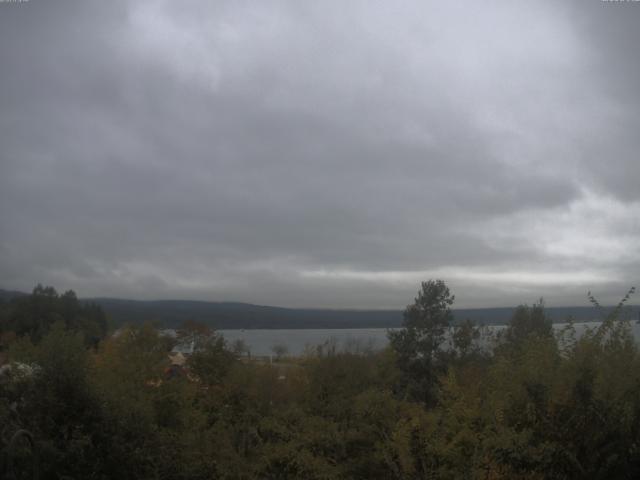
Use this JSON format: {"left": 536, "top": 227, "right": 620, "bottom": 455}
{"left": 452, "top": 318, "right": 482, "bottom": 359}
{"left": 388, "top": 279, "right": 455, "bottom": 404}
{"left": 189, "top": 334, "right": 237, "bottom": 385}
{"left": 2, "top": 283, "right": 640, "bottom": 479}
{"left": 503, "top": 299, "right": 553, "bottom": 347}
{"left": 0, "top": 284, "right": 107, "bottom": 345}
{"left": 3, "top": 323, "right": 106, "bottom": 478}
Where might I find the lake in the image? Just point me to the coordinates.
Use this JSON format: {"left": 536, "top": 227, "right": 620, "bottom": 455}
{"left": 219, "top": 321, "right": 640, "bottom": 357}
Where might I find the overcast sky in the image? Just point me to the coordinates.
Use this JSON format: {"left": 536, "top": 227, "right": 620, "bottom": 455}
{"left": 1, "top": 0, "right": 639, "bottom": 308}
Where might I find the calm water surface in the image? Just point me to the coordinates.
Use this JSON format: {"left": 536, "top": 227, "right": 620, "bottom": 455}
{"left": 219, "top": 322, "right": 640, "bottom": 357}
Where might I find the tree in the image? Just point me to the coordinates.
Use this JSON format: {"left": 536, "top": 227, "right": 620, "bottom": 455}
{"left": 189, "top": 334, "right": 237, "bottom": 385}
{"left": 4, "top": 322, "right": 108, "bottom": 479}
{"left": 178, "top": 319, "right": 214, "bottom": 352}
{"left": 1, "top": 285, "right": 107, "bottom": 345}
{"left": 232, "top": 339, "right": 250, "bottom": 357}
{"left": 452, "top": 318, "right": 481, "bottom": 359}
{"left": 502, "top": 299, "right": 552, "bottom": 347}
{"left": 272, "top": 344, "right": 289, "bottom": 361}
{"left": 388, "top": 280, "right": 454, "bottom": 404}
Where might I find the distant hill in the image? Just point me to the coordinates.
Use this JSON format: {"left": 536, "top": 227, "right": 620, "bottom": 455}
{"left": 87, "top": 298, "right": 403, "bottom": 329}
{"left": 0, "top": 288, "right": 28, "bottom": 301}
{"left": 2, "top": 288, "right": 638, "bottom": 329}
{"left": 84, "top": 298, "right": 640, "bottom": 330}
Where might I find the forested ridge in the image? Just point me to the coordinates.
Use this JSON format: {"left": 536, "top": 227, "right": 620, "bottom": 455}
{"left": 2, "top": 288, "right": 635, "bottom": 330}
{"left": 1, "top": 281, "right": 640, "bottom": 479}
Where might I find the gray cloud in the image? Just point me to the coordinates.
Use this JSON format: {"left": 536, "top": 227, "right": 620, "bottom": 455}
{"left": 1, "top": 0, "right": 639, "bottom": 308}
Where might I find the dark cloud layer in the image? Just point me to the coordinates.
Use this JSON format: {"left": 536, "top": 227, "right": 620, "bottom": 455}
{"left": 1, "top": 0, "right": 639, "bottom": 308}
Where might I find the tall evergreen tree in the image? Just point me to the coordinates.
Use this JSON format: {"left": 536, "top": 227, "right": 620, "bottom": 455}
{"left": 388, "top": 279, "right": 454, "bottom": 404}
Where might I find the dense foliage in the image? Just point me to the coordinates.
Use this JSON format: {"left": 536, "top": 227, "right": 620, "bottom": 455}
{"left": 1, "top": 283, "right": 640, "bottom": 479}
{"left": 0, "top": 285, "right": 107, "bottom": 346}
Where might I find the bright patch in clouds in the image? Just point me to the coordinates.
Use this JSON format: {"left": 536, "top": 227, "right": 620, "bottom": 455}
{"left": 302, "top": 267, "right": 613, "bottom": 288}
